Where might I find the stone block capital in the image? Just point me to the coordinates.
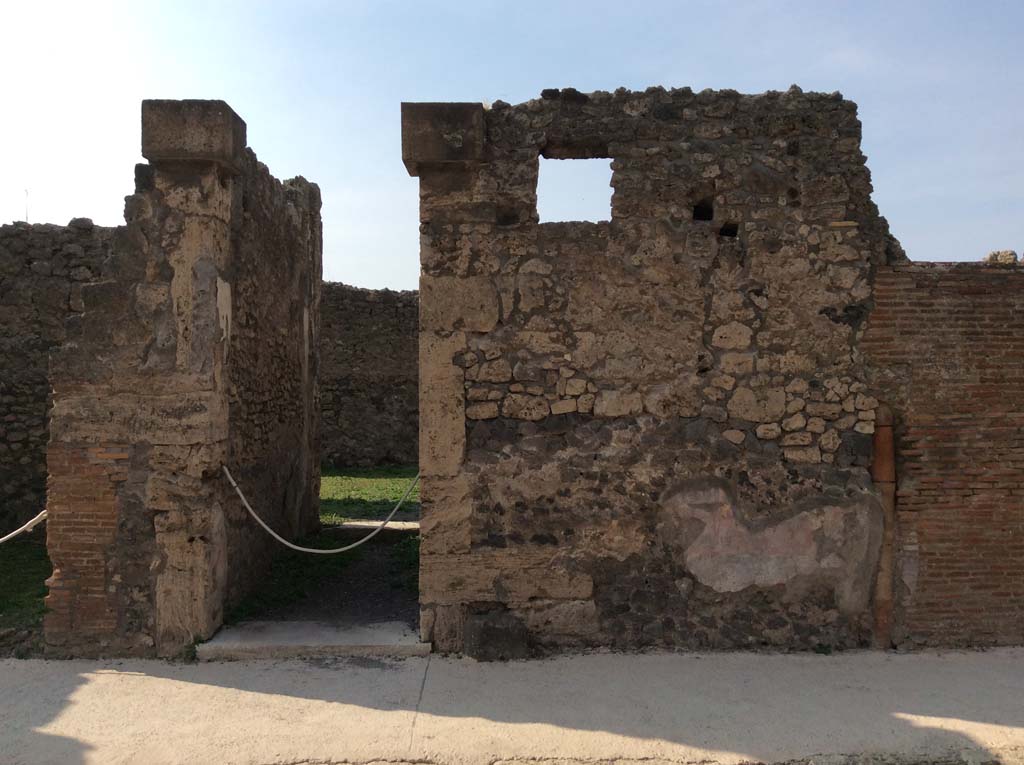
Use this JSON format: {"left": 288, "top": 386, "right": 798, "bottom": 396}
{"left": 142, "top": 100, "right": 247, "bottom": 173}
{"left": 401, "top": 102, "right": 485, "bottom": 177}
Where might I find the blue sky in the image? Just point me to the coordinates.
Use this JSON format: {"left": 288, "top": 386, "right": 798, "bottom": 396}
{"left": 1, "top": 1, "right": 1021, "bottom": 290}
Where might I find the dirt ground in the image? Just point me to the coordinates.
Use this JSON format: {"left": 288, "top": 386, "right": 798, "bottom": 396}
{"left": 257, "top": 527, "right": 419, "bottom": 629}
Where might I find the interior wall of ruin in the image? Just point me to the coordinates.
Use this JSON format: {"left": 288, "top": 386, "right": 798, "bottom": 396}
{"left": 320, "top": 283, "right": 418, "bottom": 467}
{"left": 0, "top": 221, "right": 110, "bottom": 532}
{"left": 44, "top": 100, "right": 322, "bottom": 657}
{"left": 406, "top": 87, "right": 907, "bottom": 657}
{"left": 222, "top": 153, "right": 323, "bottom": 606}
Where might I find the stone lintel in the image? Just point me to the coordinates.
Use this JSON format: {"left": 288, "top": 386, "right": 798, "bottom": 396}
{"left": 142, "top": 100, "right": 247, "bottom": 173}
{"left": 401, "top": 102, "right": 485, "bottom": 177}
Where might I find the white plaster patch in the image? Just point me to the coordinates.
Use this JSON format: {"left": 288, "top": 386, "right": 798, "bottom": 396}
{"left": 660, "top": 480, "right": 882, "bottom": 614}
{"left": 216, "top": 277, "right": 231, "bottom": 350}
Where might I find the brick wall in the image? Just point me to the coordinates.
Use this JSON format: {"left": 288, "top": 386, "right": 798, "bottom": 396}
{"left": 863, "top": 264, "right": 1024, "bottom": 647}
{"left": 320, "top": 283, "right": 418, "bottom": 467}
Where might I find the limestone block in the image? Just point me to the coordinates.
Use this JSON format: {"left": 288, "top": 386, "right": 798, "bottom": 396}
{"left": 401, "top": 102, "right": 485, "bottom": 176}
{"left": 49, "top": 391, "right": 228, "bottom": 446}
{"left": 550, "top": 399, "right": 577, "bottom": 415}
{"left": 420, "top": 332, "right": 466, "bottom": 477}
{"left": 711, "top": 321, "right": 752, "bottom": 350}
{"left": 564, "top": 377, "right": 588, "bottom": 396}
{"left": 420, "top": 474, "right": 472, "bottom": 555}
{"left": 720, "top": 352, "right": 755, "bottom": 376}
{"left": 522, "top": 600, "right": 600, "bottom": 641}
{"left": 466, "top": 401, "right": 499, "bottom": 420}
{"left": 782, "top": 412, "right": 806, "bottom": 431}
{"left": 502, "top": 394, "right": 550, "bottom": 421}
{"left": 727, "top": 387, "right": 786, "bottom": 423}
{"left": 420, "top": 275, "right": 500, "bottom": 332}
{"left": 784, "top": 445, "right": 822, "bottom": 463}
{"left": 420, "top": 550, "right": 593, "bottom": 606}
{"left": 806, "top": 401, "right": 843, "bottom": 420}
{"left": 595, "top": 390, "right": 644, "bottom": 417}
{"left": 142, "top": 100, "right": 246, "bottom": 172}
{"left": 477, "top": 359, "right": 512, "bottom": 382}
{"left": 819, "top": 429, "right": 842, "bottom": 452}
{"left": 723, "top": 429, "right": 745, "bottom": 444}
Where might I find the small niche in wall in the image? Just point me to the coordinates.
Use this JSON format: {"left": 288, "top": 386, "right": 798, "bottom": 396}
{"left": 693, "top": 198, "right": 714, "bottom": 221}
{"left": 537, "top": 157, "right": 612, "bottom": 223}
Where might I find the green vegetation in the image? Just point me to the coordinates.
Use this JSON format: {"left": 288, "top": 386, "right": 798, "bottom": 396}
{"left": 224, "top": 536, "right": 365, "bottom": 624}
{"left": 1, "top": 467, "right": 421, "bottom": 638}
{"left": 225, "top": 465, "right": 420, "bottom": 624}
{"left": 0, "top": 532, "right": 51, "bottom": 634}
{"left": 320, "top": 465, "right": 420, "bottom": 523}
{"left": 388, "top": 534, "right": 420, "bottom": 592}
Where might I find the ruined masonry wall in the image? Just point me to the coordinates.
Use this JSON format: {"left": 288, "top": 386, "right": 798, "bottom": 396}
{"left": 408, "top": 87, "right": 905, "bottom": 656}
{"left": 320, "top": 283, "right": 418, "bottom": 467}
{"left": 0, "top": 221, "right": 110, "bottom": 531}
{"left": 224, "top": 153, "right": 322, "bottom": 606}
{"left": 45, "top": 101, "right": 321, "bottom": 657}
{"left": 863, "top": 264, "right": 1024, "bottom": 647}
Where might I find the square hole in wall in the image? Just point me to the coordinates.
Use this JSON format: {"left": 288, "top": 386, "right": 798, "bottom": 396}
{"left": 537, "top": 157, "right": 612, "bottom": 223}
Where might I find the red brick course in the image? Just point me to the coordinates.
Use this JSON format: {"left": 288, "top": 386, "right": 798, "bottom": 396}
{"left": 44, "top": 443, "right": 130, "bottom": 649}
{"left": 863, "top": 264, "right": 1024, "bottom": 646}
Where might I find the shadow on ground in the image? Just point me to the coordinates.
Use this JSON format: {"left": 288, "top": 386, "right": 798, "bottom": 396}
{"left": 2, "top": 649, "right": 1021, "bottom": 764}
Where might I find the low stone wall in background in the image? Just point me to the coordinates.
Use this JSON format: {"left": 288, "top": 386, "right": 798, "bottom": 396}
{"left": 0, "top": 220, "right": 110, "bottom": 531}
{"left": 320, "top": 283, "right": 418, "bottom": 467}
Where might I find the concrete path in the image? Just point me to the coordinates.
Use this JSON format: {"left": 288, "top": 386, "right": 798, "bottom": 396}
{"left": 1, "top": 648, "right": 1022, "bottom": 765}
{"left": 197, "top": 619, "right": 430, "bottom": 660}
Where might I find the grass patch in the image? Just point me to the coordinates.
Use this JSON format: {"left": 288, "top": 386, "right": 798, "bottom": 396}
{"left": 320, "top": 465, "right": 420, "bottom": 523}
{"left": 0, "top": 531, "right": 51, "bottom": 633}
{"left": 226, "top": 465, "right": 421, "bottom": 624}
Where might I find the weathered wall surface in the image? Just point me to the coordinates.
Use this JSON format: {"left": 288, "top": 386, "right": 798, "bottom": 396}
{"left": 320, "top": 283, "right": 418, "bottom": 467}
{"left": 0, "top": 221, "right": 110, "bottom": 531}
{"left": 224, "top": 153, "right": 322, "bottom": 605}
{"left": 407, "top": 87, "right": 904, "bottom": 656}
{"left": 45, "top": 100, "right": 321, "bottom": 657}
{"left": 863, "top": 264, "right": 1024, "bottom": 647}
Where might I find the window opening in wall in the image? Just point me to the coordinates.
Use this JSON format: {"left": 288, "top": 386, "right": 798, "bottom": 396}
{"left": 537, "top": 157, "right": 612, "bottom": 223}
{"left": 719, "top": 222, "right": 739, "bottom": 238}
{"left": 693, "top": 198, "right": 714, "bottom": 221}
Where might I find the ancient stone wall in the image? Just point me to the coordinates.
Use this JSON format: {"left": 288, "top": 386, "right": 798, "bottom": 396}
{"left": 222, "top": 151, "right": 323, "bottom": 606}
{"left": 45, "top": 100, "right": 321, "bottom": 657}
{"left": 0, "top": 221, "right": 110, "bottom": 532}
{"left": 320, "top": 283, "right": 418, "bottom": 467}
{"left": 406, "top": 87, "right": 905, "bottom": 656}
{"left": 863, "top": 263, "right": 1024, "bottom": 647}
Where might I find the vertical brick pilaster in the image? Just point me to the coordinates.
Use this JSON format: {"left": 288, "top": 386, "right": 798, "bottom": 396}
{"left": 44, "top": 443, "right": 131, "bottom": 650}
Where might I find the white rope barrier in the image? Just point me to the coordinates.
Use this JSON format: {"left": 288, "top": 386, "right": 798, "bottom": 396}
{"left": 222, "top": 465, "right": 420, "bottom": 555}
{"left": 0, "top": 509, "right": 48, "bottom": 545}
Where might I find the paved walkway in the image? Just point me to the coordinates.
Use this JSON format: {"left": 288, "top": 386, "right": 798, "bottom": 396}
{"left": 2, "top": 648, "right": 1022, "bottom": 764}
